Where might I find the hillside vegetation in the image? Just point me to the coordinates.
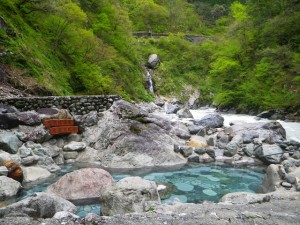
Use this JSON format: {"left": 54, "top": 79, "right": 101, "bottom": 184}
{"left": 0, "top": 0, "right": 299, "bottom": 112}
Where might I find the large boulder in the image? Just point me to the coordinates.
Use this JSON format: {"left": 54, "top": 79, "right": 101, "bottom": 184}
{"left": 0, "top": 111, "right": 41, "bottom": 129}
{"left": 100, "top": 177, "right": 160, "bottom": 216}
{"left": 22, "top": 166, "right": 52, "bottom": 183}
{"left": 194, "top": 114, "right": 224, "bottom": 128}
{"left": 224, "top": 134, "right": 243, "bottom": 157}
{"left": 18, "top": 125, "right": 52, "bottom": 143}
{"left": 258, "top": 164, "right": 281, "bottom": 193}
{"left": 82, "top": 100, "right": 186, "bottom": 169}
{"left": 15, "top": 111, "right": 41, "bottom": 126}
{"left": 177, "top": 108, "right": 193, "bottom": 119}
{"left": 256, "top": 110, "right": 277, "bottom": 119}
{"left": 0, "top": 104, "right": 18, "bottom": 113}
{"left": 0, "top": 176, "right": 22, "bottom": 198}
{"left": 0, "top": 134, "right": 22, "bottom": 154}
{"left": 18, "top": 142, "right": 60, "bottom": 172}
{"left": 255, "top": 144, "right": 283, "bottom": 164}
{"left": 46, "top": 168, "right": 114, "bottom": 204}
{"left": 225, "top": 121, "right": 286, "bottom": 144}
{"left": 0, "top": 113, "right": 19, "bottom": 129}
{"left": 147, "top": 54, "right": 160, "bottom": 69}
{"left": 188, "top": 136, "right": 207, "bottom": 148}
{"left": 75, "top": 111, "right": 99, "bottom": 128}
{"left": 0, "top": 150, "right": 20, "bottom": 162}
{"left": 0, "top": 192, "right": 76, "bottom": 218}
{"left": 188, "top": 125, "right": 203, "bottom": 135}
{"left": 164, "top": 102, "right": 181, "bottom": 114}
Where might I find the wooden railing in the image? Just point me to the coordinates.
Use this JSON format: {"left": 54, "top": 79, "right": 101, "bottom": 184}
{"left": 132, "top": 31, "right": 215, "bottom": 43}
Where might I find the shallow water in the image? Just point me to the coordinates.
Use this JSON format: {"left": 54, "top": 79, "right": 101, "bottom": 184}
{"left": 117, "top": 164, "right": 264, "bottom": 204}
{"left": 12, "top": 164, "right": 264, "bottom": 217}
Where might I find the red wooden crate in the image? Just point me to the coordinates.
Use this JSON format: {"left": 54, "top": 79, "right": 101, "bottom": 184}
{"left": 43, "top": 119, "right": 74, "bottom": 128}
{"left": 49, "top": 126, "right": 79, "bottom": 135}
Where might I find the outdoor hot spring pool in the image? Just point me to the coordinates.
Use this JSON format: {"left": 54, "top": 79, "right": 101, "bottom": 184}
{"left": 13, "top": 164, "right": 265, "bottom": 217}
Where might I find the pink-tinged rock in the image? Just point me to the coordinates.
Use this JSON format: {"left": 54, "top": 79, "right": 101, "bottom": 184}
{"left": 46, "top": 168, "right": 114, "bottom": 204}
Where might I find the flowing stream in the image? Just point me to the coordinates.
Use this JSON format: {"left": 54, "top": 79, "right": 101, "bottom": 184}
{"left": 190, "top": 108, "right": 300, "bottom": 142}
{"left": 157, "top": 107, "right": 300, "bottom": 142}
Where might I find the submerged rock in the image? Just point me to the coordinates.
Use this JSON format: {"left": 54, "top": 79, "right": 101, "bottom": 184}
{"left": 157, "top": 183, "right": 176, "bottom": 200}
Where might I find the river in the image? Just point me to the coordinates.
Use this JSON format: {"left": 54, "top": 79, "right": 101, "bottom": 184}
{"left": 189, "top": 108, "right": 300, "bottom": 142}
{"left": 155, "top": 107, "right": 300, "bottom": 142}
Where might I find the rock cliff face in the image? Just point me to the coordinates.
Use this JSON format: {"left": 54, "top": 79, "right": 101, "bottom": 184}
{"left": 81, "top": 100, "right": 186, "bottom": 168}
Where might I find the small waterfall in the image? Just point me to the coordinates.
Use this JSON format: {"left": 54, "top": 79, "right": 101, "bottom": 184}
{"left": 146, "top": 70, "right": 154, "bottom": 93}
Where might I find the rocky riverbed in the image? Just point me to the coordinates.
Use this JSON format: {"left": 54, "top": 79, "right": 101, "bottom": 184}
{"left": 0, "top": 99, "right": 300, "bottom": 224}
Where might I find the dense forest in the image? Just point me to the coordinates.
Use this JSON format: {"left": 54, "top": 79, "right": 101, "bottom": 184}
{"left": 0, "top": 0, "right": 299, "bottom": 112}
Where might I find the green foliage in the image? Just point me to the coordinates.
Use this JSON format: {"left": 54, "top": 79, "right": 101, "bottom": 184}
{"left": 205, "top": 0, "right": 300, "bottom": 111}
{"left": 230, "top": 1, "right": 249, "bottom": 21}
{"left": 0, "top": 0, "right": 299, "bottom": 111}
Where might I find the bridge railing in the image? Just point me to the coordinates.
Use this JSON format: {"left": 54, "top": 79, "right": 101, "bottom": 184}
{"left": 132, "top": 31, "right": 215, "bottom": 43}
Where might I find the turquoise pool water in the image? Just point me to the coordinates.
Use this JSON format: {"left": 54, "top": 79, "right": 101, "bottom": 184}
{"left": 114, "top": 165, "right": 264, "bottom": 204}
{"left": 14, "top": 164, "right": 264, "bottom": 217}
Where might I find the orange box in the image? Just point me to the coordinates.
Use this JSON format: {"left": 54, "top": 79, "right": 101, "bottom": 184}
{"left": 43, "top": 119, "right": 74, "bottom": 128}
{"left": 49, "top": 126, "right": 79, "bottom": 135}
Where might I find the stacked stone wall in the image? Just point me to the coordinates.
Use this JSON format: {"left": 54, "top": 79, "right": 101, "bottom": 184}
{"left": 0, "top": 95, "right": 121, "bottom": 115}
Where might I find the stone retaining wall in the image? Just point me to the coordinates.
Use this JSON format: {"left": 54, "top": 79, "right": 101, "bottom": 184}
{"left": 0, "top": 95, "right": 121, "bottom": 115}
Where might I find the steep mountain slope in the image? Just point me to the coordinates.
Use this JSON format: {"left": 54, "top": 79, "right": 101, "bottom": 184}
{"left": 0, "top": 0, "right": 299, "bottom": 112}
